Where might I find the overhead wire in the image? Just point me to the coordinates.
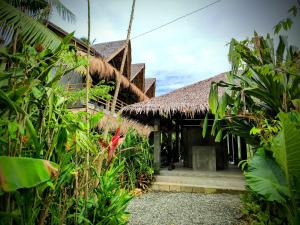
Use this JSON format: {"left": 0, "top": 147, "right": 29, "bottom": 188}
{"left": 131, "top": 0, "right": 222, "bottom": 40}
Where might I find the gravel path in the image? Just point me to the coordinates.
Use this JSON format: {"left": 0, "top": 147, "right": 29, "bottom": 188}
{"left": 127, "top": 192, "right": 242, "bottom": 225}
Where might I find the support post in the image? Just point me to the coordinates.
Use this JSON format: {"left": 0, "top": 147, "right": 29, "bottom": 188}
{"left": 228, "top": 134, "right": 233, "bottom": 164}
{"left": 167, "top": 129, "right": 174, "bottom": 170}
{"left": 233, "top": 135, "right": 239, "bottom": 165}
{"left": 153, "top": 119, "right": 161, "bottom": 173}
{"left": 240, "top": 137, "right": 247, "bottom": 160}
{"left": 175, "top": 120, "right": 179, "bottom": 162}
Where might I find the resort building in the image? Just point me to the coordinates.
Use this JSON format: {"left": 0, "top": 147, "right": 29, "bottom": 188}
{"left": 122, "top": 73, "right": 247, "bottom": 172}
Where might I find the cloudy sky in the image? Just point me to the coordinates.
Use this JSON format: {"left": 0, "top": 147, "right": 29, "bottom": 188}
{"left": 51, "top": 0, "right": 300, "bottom": 96}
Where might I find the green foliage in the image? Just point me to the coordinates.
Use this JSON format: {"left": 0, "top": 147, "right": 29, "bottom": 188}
{"left": 0, "top": 2, "right": 143, "bottom": 224}
{"left": 0, "top": 34, "right": 120, "bottom": 224}
{"left": 271, "top": 112, "right": 300, "bottom": 183}
{"left": 202, "top": 113, "right": 208, "bottom": 138}
{"left": 245, "top": 150, "right": 290, "bottom": 204}
{"left": 63, "top": 81, "right": 113, "bottom": 106}
{"left": 240, "top": 190, "right": 288, "bottom": 225}
{"left": 83, "top": 162, "right": 133, "bottom": 225}
{"left": 0, "top": 0, "right": 62, "bottom": 50}
{"left": 208, "top": 32, "right": 300, "bottom": 145}
{"left": 117, "top": 129, "right": 154, "bottom": 190}
{"left": 0, "top": 156, "right": 58, "bottom": 193}
{"left": 207, "top": 6, "right": 300, "bottom": 224}
{"left": 274, "top": 3, "right": 299, "bottom": 34}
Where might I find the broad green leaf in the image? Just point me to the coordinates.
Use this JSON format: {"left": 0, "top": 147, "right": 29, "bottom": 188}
{"left": 0, "top": 156, "right": 58, "bottom": 192}
{"left": 218, "top": 93, "right": 228, "bottom": 118}
{"left": 271, "top": 112, "right": 300, "bottom": 182}
{"left": 210, "top": 116, "right": 218, "bottom": 136}
{"left": 215, "top": 129, "right": 222, "bottom": 142}
{"left": 202, "top": 114, "right": 208, "bottom": 138}
{"left": 245, "top": 150, "right": 290, "bottom": 204}
{"left": 209, "top": 82, "right": 218, "bottom": 114}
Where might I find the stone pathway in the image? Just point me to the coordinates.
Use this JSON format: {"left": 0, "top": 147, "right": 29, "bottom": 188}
{"left": 127, "top": 192, "right": 242, "bottom": 225}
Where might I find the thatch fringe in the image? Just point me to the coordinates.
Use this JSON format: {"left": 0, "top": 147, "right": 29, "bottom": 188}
{"left": 97, "top": 113, "right": 153, "bottom": 137}
{"left": 68, "top": 107, "right": 152, "bottom": 137}
{"left": 76, "top": 51, "right": 148, "bottom": 102}
{"left": 122, "top": 73, "right": 226, "bottom": 118}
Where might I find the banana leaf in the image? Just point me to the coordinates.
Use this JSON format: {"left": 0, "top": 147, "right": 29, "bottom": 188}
{"left": 245, "top": 150, "right": 290, "bottom": 204}
{"left": 0, "top": 156, "right": 58, "bottom": 193}
{"left": 272, "top": 112, "right": 300, "bottom": 183}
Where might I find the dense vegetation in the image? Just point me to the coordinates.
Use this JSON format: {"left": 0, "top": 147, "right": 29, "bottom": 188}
{"left": 0, "top": 1, "right": 154, "bottom": 224}
{"left": 206, "top": 4, "right": 300, "bottom": 225}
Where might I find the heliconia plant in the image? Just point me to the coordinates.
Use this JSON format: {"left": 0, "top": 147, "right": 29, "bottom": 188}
{"left": 98, "top": 128, "right": 125, "bottom": 166}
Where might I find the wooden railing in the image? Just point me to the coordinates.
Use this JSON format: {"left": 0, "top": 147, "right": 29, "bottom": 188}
{"left": 65, "top": 83, "right": 127, "bottom": 112}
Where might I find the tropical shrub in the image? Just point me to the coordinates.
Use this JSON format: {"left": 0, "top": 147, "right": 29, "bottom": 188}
{"left": 240, "top": 190, "right": 288, "bottom": 225}
{"left": 0, "top": 1, "right": 144, "bottom": 224}
{"left": 117, "top": 129, "right": 154, "bottom": 191}
{"left": 205, "top": 4, "right": 300, "bottom": 224}
{"left": 79, "top": 162, "right": 132, "bottom": 225}
{"left": 0, "top": 36, "right": 133, "bottom": 224}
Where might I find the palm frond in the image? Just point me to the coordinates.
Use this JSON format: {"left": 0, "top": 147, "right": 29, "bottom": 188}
{"left": 47, "top": 0, "right": 76, "bottom": 22}
{"left": 0, "top": 0, "right": 61, "bottom": 50}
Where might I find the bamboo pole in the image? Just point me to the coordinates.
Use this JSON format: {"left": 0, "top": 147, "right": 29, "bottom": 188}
{"left": 84, "top": 0, "right": 91, "bottom": 203}
{"left": 103, "top": 0, "right": 136, "bottom": 140}
{"left": 110, "top": 0, "right": 136, "bottom": 113}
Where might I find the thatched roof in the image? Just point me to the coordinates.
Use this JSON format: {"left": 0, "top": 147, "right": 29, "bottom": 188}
{"left": 144, "top": 78, "right": 156, "bottom": 98}
{"left": 130, "top": 63, "right": 145, "bottom": 92}
{"left": 69, "top": 106, "right": 153, "bottom": 137}
{"left": 93, "top": 40, "right": 132, "bottom": 79}
{"left": 76, "top": 51, "right": 149, "bottom": 102}
{"left": 47, "top": 21, "right": 101, "bottom": 57}
{"left": 97, "top": 114, "right": 153, "bottom": 137}
{"left": 122, "top": 73, "right": 226, "bottom": 118}
{"left": 48, "top": 22, "right": 148, "bottom": 102}
{"left": 93, "top": 40, "right": 126, "bottom": 61}
{"left": 130, "top": 63, "right": 145, "bottom": 81}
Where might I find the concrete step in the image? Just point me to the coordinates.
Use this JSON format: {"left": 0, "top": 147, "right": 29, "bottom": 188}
{"left": 159, "top": 169, "right": 244, "bottom": 178}
{"left": 151, "top": 181, "right": 245, "bottom": 194}
{"left": 151, "top": 174, "right": 246, "bottom": 194}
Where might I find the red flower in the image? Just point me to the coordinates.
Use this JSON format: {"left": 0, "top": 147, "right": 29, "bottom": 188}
{"left": 107, "top": 128, "right": 124, "bottom": 166}
{"left": 98, "top": 128, "right": 124, "bottom": 166}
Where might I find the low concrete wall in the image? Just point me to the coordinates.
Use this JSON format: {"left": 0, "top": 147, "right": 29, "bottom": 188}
{"left": 192, "top": 146, "right": 216, "bottom": 171}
